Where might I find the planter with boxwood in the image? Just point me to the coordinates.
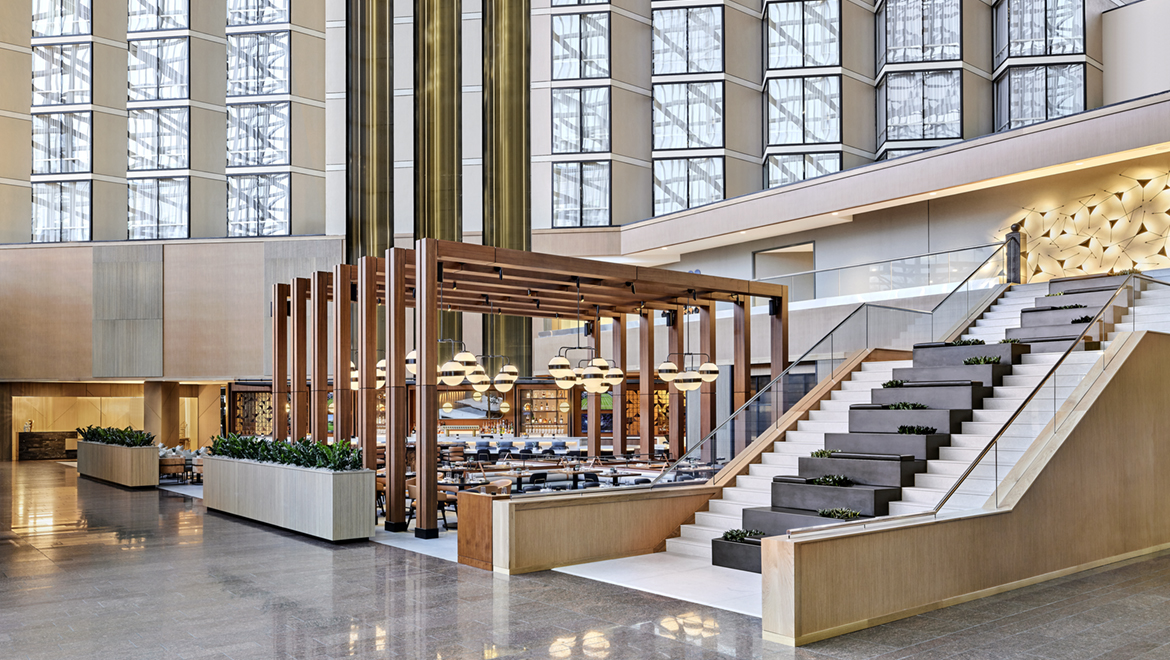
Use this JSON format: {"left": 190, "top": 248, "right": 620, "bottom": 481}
{"left": 75, "top": 426, "right": 160, "bottom": 488}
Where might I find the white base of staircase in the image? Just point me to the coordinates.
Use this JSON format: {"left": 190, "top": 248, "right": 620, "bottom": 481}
{"left": 553, "top": 551, "right": 762, "bottom": 618}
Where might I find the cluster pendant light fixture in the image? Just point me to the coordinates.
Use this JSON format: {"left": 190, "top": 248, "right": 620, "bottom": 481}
{"left": 658, "top": 292, "right": 718, "bottom": 392}
{"left": 546, "top": 278, "right": 625, "bottom": 393}
{"left": 402, "top": 280, "right": 518, "bottom": 393}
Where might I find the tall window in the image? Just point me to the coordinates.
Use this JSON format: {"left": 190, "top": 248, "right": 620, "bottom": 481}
{"left": 877, "top": 0, "right": 960, "bottom": 69}
{"left": 552, "top": 0, "right": 606, "bottom": 5}
{"left": 552, "top": 162, "right": 610, "bottom": 227}
{"left": 767, "top": 0, "right": 840, "bottom": 69}
{"left": 767, "top": 153, "right": 841, "bottom": 187}
{"left": 128, "top": 0, "right": 188, "bottom": 32}
{"left": 227, "top": 32, "right": 291, "bottom": 96}
{"left": 995, "top": 64, "right": 1084, "bottom": 131}
{"left": 654, "top": 157, "right": 723, "bottom": 216}
{"left": 32, "top": 181, "right": 90, "bottom": 242}
{"left": 653, "top": 7, "right": 723, "bottom": 74}
{"left": 128, "top": 107, "right": 189, "bottom": 170}
{"left": 552, "top": 88, "right": 610, "bottom": 154}
{"left": 227, "top": 103, "right": 291, "bottom": 166}
{"left": 227, "top": 0, "right": 289, "bottom": 26}
{"left": 32, "top": 44, "right": 91, "bottom": 106}
{"left": 32, "top": 0, "right": 92, "bottom": 37}
{"left": 552, "top": 13, "right": 609, "bottom": 80}
{"left": 877, "top": 70, "right": 961, "bottom": 144}
{"left": 653, "top": 82, "right": 723, "bottom": 150}
{"left": 767, "top": 76, "right": 841, "bottom": 145}
{"left": 128, "top": 178, "right": 189, "bottom": 239}
{"left": 32, "top": 112, "right": 91, "bottom": 174}
{"left": 228, "top": 173, "right": 291, "bottom": 236}
{"left": 128, "top": 38, "right": 189, "bottom": 100}
{"left": 993, "top": 0, "right": 1084, "bottom": 68}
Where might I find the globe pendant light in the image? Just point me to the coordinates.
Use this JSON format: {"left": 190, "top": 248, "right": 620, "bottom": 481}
{"left": 493, "top": 371, "right": 515, "bottom": 393}
{"left": 468, "top": 366, "right": 491, "bottom": 393}
{"left": 554, "top": 374, "right": 576, "bottom": 390}
{"left": 590, "top": 357, "right": 610, "bottom": 373}
{"left": 582, "top": 365, "right": 608, "bottom": 393}
{"left": 454, "top": 350, "right": 479, "bottom": 374}
{"left": 405, "top": 349, "right": 418, "bottom": 375}
{"left": 547, "top": 355, "right": 572, "bottom": 378}
{"left": 375, "top": 358, "right": 387, "bottom": 389}
{"left": 675, "top": 370, "right": 702, "bottom": 392}
{"left": 699, "top": 362, "right": 719, "bottom": 382}
{"left": 604, "top": 365, "right": 625, "bottom": 387}
{"left": 657, "top": 361, "right": 678, "bottom": 382}
{"left": 439, "top": 360, "right": 465, "bottom": 387}
{"left": 499, "top": 364, "right": 519, "bottom": 380}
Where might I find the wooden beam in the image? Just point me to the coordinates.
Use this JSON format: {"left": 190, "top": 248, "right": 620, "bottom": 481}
{"left": 667, "top": 306, "right": 682, "bottom": 461}
{"left": 699, "top": 301, "right": 717, "bottom": 440}
{"left": 271, "top": 283, "right": 289, "bottom": 441}
{"left": 415, "top": 239, "right": 440, "bottom": 538}
{"left": 290, "top": 278, "right": 310, "bottom": 441}
{"left": 638, "top": 310, "right": 655, "bottom": 459}
{"left": 610, "top": 314, "right": 627, "bottom": 457}
{"left": 332, "top": 264, "right": 354, "bottom": 444}
{"left": 357, "top": 257, "right": 379, "bottom": 471}
{"left": 310, "top": 271, "right": 331, "bottom": 443}
{"left": 386, "top": 248, "right": 409, "bottom": 532}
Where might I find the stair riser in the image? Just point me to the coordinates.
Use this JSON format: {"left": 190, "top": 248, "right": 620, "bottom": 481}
{"left": 825, "top": 432, "right": 948, "bottom": 461}
{"left": 912, "top": 343, "right": 1031, "bottom": 367}
{"left": 772, "top": 482, "right": 900, "bottom": 517}
{"left": 849, "top": 408, "right": 971, "bottom": 435}
{"left": 891, "top": 364, "right": 1011, "bottom": 387}
{"left": 871, "top": 384, "right": 992, "bottom": 410}
{"left": 799, "top": 456, "right": 924, "bottom": 487}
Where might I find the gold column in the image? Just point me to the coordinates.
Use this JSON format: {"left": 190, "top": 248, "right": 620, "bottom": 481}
{"left": 415, "top": 0, "right": 462, "bottom": 360}
{"left": 347, "top": 0, "right": 392, "bottom": 263}
{"left": 482, "top": 0, "right": 532, "bottom": 375}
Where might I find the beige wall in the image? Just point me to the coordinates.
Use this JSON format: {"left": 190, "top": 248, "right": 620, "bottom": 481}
{"left": 1103, "top": 0, "right": 1170, "bottom": 105}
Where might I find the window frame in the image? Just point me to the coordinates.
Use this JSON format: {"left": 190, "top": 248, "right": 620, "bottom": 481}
{"left": 127, "top": 176, "right": 192, "bottom": 240}
{"left": 128, "top": 106, "right": 191, "bottom": 172}
{"left": 227, "top": 172, "right": 293, "bottom": 237}
{"left": 31, "top": 42, "right": 92, "bottom": 107}
{"left": 226, "top": 0, "right": 291, "bottom": 27}
{"left": 31, "top": 180, "right": 92, "bottom": 243}
{"left": 226, "top": 101, "right": 292, "bottom": 167}
{"left": 551, "top": 160, "right": 612, "bottom": 228}
{"left": 992, "top": 0, "right": 1087, "bottom": 69}
{"left": 127, "top": 0, "right": 190, "bottom": 33}
{"left": 32, "top": 0, "right": 93, "bottom": 38}
{"left": 765, "top": 74, "right": 843, "bottom": 146}
{"left": 764, "top": 151, "right": 842, "bottom": 188}
{"left": 875, "top": 0, "right": 964, "bottom": 72}
{"left": 652, "top": 156, "right": 725, "bottom": 216}
{"left": 764, "top": 0, "right": 843, "bottom": 71}
{"left": 551, "top": 11, "right": 612, "bottom": 81}
{"left": 227, "top": 31, "right": 293, "bottom": 97}
{"left": 875, "top": 68, "right": 964, "bottom": 150}
{"left": 127, "top": 37, "right": 191, "bottom": 102}
{"left": 993, "top": 62, "right": 1086, "bottom": 132}
{"left": 652, "top": 81, "right": 726, "bottom": 151}
{"left": 652, "top": 5, "right": 726, "bottom": 76}
{"left": 31, "top": 110, "right": 93, "bottom": 175}
{"left": 551, "top": 86, "right": 612, "bottom": 155}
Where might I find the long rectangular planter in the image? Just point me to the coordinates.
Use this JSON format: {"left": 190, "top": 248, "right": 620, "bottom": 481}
{"left": 892, "top": 364, "right": 1011, "bottom": 387}
{"left": 770, "top": 481, "right": 901, "bottom": 517}
{"left": 848, "top": 408, "right": 970, "bottom": 434}
{"left": 826, "top": 432, "right": 949, "bottom": 461}
{"left": 76, "top": 441, "right": 159, "bottom": 488}
{"left": 712, "top": 538, "right": 762, "bottom": 573}
{"left": 203, "top": 456, "right": 375, "bottom": 542}
{"left": 871, "top": 383, "right": 991, "bottom": 410}
{"left": 798, "top": 455, "right": 924, "bottom": 487}
{"left": 742, "top": 506, "right": 860, "bottom": 536}
{"left": 912, "top": 342, "right": 1029, "bottom": 367}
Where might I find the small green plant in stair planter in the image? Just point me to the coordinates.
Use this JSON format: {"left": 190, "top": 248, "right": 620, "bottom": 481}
{"left": 963, "top": 356, "right": 1001, "bottom": 365}
{"left": 1110, "top": 267, "right": 1141, "bottom": 275}
{"left": 721, "top": 528, "right": 766, "bottom": 543}
{"left": 898, "top": 425, "right": 938, "bottom": 435}
{"left": 999, "top": 338, "right": 1021, "bottom": 344}
{"left": 810, "top": 448, "right": 840, "bottom": 458}
{"left": 1052, "top": 304, "right": 1087, "bottom": 310}
{"left": 948, "top": 338, "right": 985, "bottom": 346}
{"left": 713, "top": 529, "right": 767, "bottom": 573}
{"left": 1072, "top": 315, "right": 1093, "bottom": 324}
{"left": 886, "top": 402, "right": 929, "bottom": 410}
{"left": 817, "top": 507, "right": 862, "bottom": 520}
{"left": 882, "top": 379, "right": 906, "bottom": 388}
{"left": 1045, "top": 292, "right": 1064, "bottom": 297}
{"left": 810, "top": 475, "right": 853, "bottom": 487}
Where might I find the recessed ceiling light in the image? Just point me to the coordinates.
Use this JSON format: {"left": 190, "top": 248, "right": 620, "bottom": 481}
{"left": 1076, "top": 162, "right": 1084, "bottom": 166}
{"left": 661, "top": 247, "right": 668, "bottom": 250}
{"left": 831, "top": 212, "right": 839, "bottom": 216}
{"left": 930, "top": 192, "right": 937, "bottom": 196}
{"left": 739, "top": 231, "right": 746, "bottom": 234}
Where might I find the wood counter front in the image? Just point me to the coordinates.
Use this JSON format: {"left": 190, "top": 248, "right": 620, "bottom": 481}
{"left": 457, "top": 491, "right": 509, "bottom": 571}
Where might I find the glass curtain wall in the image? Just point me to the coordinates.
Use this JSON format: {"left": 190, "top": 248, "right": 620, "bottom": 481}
{"left": 766, "top": 0, "right": 840, "bottom": 68}
{"left": 995, "top": 63, "right": 1084, "bottom": 131}
{"left": 993, "top": 0, "right": 1084, "bottom": 67}
{"left": 226, "top": 5, "right": 292, "bottom": 237}
{"left": 877, "top": 0, "right": 960, "bottom": 69}
{"left": 653, "top": 157, "right": 723, "bottom": 216}
{"left": 30, "top": 3, "right": 94, "bottom": 242}
{"left": 550, "top": 9, "right": 611, "bottom": 228}
{"left": 877, "top": 69, "right": 961, "bottom": 144}
{"left": 652, "top": 6, "right": 723, "bottom": 74}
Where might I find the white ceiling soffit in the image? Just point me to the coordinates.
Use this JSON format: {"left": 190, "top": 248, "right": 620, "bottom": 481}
{"left": 618, "top": 91, "right": 1170, "bottom": 263}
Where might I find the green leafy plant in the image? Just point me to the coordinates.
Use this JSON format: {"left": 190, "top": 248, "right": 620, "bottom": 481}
{"left": 898, "top": 425, "right": 937, "bottom": 435}
{"left": 999, "top": 338, "right": 1021, "bottom": 344}
{"left": 963, "top": 356, "right": 1001, "bottom": 365}
{"left": 1110, "top": 267, "right": 1141, "bottom": 275}
{"left": 810, "top": 448, "right": 840, "bottom": 458}
{"left": 1072, "top": 315, "right": 1093, "bottom": 323}
{"left": 882, "top": 379, "right": 906, "bottom": 388}
{"left": 210, "top": 434, "right": 364, "bottom": 472}
{"left": 1044, "top": 292, "right": 1064, "bottom": 297}
{"left": 948, "top": 339, "right": 985, "bottom": 346}
{"left": 75, "top": 425, "right": 155, "bottom": 448}
{"left": 811, "top": 475, "right": 853, "bottom": 487}
{"left": 817, "top": 508, "right": 862, "bottom": 520}
{"left": 721, "top": 529, "right": 766, "bottom": 543}
{"left": 1052, "top": 304, "right": 1087, "bottom": 310}
{"left": 886, "top": 402, "right": 928, "bottom": 410}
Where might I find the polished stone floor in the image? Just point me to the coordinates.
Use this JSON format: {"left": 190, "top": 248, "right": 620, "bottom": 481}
{"left": 4, "top": 461, "right": 1170, "bottom": 659}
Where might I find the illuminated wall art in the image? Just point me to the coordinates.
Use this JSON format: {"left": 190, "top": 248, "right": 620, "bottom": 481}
{"left": 1000, "top": 171, "right": 1170, "bottom": 282}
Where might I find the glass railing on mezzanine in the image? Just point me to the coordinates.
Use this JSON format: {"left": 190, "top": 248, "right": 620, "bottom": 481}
{"left": 784, "top": 273, "right": 1170, "bottom": 539}
{"left": 758, "top": 243, "right": 1001, "bottom": 304}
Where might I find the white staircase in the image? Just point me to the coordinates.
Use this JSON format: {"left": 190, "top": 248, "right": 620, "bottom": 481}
{"left": 665, "top": 359, "right": 913, "bottom": 559}
{"left": 960, "top": 282, "right": 1049, "bottom": 343}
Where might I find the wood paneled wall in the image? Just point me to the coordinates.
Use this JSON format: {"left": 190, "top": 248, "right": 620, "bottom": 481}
{"left": 763, "top": 331, "right": 1170, "bottom": 646}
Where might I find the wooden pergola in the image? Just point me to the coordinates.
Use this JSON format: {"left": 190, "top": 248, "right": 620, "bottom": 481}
{"left": 272, "top": 239, "right": 789, "bottom": 538}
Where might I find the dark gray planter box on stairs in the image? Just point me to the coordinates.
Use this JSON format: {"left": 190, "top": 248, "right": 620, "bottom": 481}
{"left": 1005, "top": 322, "right": 1097, "bottom": 342}
{"left": 848, "top": 406, "right": 970, "bottom": 434}
{"left": 1034, "top": 288, "right": 1121, "bottom": 309}
{"left": 711, "top": 537, "right": 762, "bottom": 573}
{"left": 771, "top": 480, "right": 900, "bottom": 517}
{"left": 1049, "top": 273, "right": 1130, "bottom": 295}
{"left": 798, "top": 454, "right": 923, "bottom": 487}
{"left": 826, "top": 432, "right": 949, "bottom": 461}
{"left": 892, "top": 363, "right": 1012, "bottom": 387}
{"left": 912, "top": 342, "right": 1030, "bottom": 367}
{"left": 741, "top": 506, "right": 858, "bottom": 537}
{"left": 1020, "top": 306, "right": 1112, "bottom": 327}
{"left": 871, "top": 382, "right": 992, "bottom": 409}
